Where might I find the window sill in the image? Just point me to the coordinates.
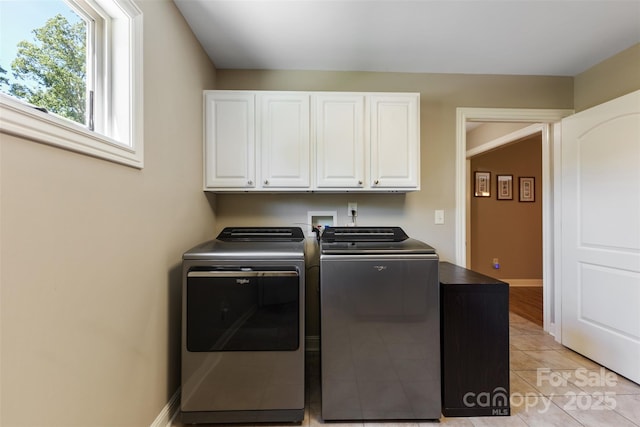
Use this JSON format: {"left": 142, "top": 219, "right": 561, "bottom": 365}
{"left": 0, "top": 94, "right": 143, "bottom": 168}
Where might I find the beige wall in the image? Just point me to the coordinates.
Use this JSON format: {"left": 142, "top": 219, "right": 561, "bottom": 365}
{"left": 0, "top": 1, "right": 217, "bottom": 426}
{"left": 574, "top": 43, "right": 640, "bottom": 111}
{"left": 469, "top": 134, "right": 543, "bottom": 279}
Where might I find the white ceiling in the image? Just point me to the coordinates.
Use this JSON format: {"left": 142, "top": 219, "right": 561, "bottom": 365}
{"left": 173, "top": 0, "right": 640, "bottom": 76}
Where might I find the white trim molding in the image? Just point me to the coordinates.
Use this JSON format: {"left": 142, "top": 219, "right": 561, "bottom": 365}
{"left": 0, "top": 94, "right": 142, "bottom": 167}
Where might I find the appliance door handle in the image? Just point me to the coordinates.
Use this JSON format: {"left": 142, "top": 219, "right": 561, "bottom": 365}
{"left": 187, "top": 271, "right": 298, "bottom": 278}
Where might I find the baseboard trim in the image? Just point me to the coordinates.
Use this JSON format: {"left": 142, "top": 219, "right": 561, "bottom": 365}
{"left": 504, "top": 279, "right": 543, "bottom": 287}
{"left": 306, "top": 335, "right": 320, "bottom": 352}
{"left": 150, "top": 387, "right": 180, "bottom": 427}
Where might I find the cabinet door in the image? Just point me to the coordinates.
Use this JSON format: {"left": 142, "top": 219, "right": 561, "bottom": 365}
{"left": 259, "top": 93, "right": 311, "bottom": 188}
{"left": 203, "top": 92, "right": 255, "bottom": 189}
{"left": 369, "top": 94, "right": 420, "bottom": 189}
{"left": 315, "top": 94, "right": 365, "bottom": 188}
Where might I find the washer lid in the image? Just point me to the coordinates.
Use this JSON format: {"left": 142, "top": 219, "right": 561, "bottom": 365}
{"left": 320, "top": 226, "right": 436, "bottom": 255}
{"left": 321, "top": 226, "right": 408, "bottom": 243}
{"left": 320, "top": 238, "right": 436, "bottom": 255}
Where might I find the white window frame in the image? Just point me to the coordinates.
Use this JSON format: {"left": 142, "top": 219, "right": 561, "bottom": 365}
{"left": 0, "top": 0, "right": 144, "bottom": 168}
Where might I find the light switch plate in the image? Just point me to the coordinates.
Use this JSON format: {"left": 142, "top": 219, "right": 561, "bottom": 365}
{"left": 435, "top": 209, "right": 445, "bottom": 224}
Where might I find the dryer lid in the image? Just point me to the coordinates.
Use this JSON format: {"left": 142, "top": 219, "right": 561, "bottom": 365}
{"left": 216, "top": 227, "right": 305, "bottom": 242}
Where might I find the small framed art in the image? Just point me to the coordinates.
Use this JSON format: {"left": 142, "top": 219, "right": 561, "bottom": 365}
{"left": 519, "top": 177, "right": 535, "bottom": 202}
{"left": 474, "top": 171, "right": 491, "bottom": 197}
{"left": 497, "top": 175, "right": 513, "bottom": 200}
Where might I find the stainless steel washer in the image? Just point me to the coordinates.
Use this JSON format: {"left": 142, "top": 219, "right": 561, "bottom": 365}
{"left": 320, "top": 226, "right": 440, "bottom": 421}
{"left": 181, "top": 227, "right": 306, "bottom": 424}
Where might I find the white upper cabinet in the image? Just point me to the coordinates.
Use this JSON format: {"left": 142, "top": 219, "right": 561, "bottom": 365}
{"left": 315, "top": 94, "right": 366, "bottom": 188}
{"left": 203, "top": 92, "right": 255, "bottom": 189}
{"left": 316, "top": 93, "right": 420, "bottom": 191}
{"left": 259, "top": 93, "right": 311, "bottom": 188}
{"left": 203, "top": 90, "right": 420, "bottom": 192}
{"left": 370, "top": 94, "right": 420, "bottom": 189}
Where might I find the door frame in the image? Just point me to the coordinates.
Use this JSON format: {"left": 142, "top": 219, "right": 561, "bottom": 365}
{"left": 455, "top": 107, "right": 573, "bottom": 336}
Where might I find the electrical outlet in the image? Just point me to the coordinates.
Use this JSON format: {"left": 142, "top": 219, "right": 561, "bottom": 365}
{"left": 435, "top": 210, "right": 445, "bottom": 224}
{"left": 348, "top": 202, "right": 357, "bottom": 217}
{"left": 493, "top": 258, "right": 500, "bottom": 269}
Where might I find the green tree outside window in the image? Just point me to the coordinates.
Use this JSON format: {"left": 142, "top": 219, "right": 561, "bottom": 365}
{"left": 1, "top": 13, "right": 86, "bottom": 125}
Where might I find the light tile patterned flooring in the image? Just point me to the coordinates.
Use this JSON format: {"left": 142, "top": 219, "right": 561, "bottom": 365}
{"left": 175, "top": 313, "right": 640, "bottom": 426}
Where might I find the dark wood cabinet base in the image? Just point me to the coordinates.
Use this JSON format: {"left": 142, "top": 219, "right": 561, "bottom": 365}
{"left": 440, "top": 262, "right": 511, "bottom": 417}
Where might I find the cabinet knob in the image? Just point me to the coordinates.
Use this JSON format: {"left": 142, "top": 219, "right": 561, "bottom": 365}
{"left": 264, "top": 180, "right": 269, "bottom": 185}
{"left": 358, "top": 180, "right": 363, "bottom": 185}
{"left": 374, "top": 180, "right": 380, "bottom": 185}
{"left": 247, "top": 180, "right": 253, "bottom": 185}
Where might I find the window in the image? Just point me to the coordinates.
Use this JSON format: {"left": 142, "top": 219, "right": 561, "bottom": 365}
{"left": 0, "top": 0, "right": 144, "bottom": 168}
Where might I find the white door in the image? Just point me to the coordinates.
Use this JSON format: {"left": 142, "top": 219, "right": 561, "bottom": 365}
{"left": 259, "top": 93, "right": 310, "bottom": 188}
{"left": 561, "top": 90, "right": 640, "bottom": 383}
{"left": 315, "top": 94, "right": 365, "bottom": 188}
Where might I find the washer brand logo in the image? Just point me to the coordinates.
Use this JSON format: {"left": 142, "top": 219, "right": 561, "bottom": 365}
{"left": 373, "top": 265, "right": 387, "bottom": 271}
{"left": 236, "top": 279, "right": 251, "bottom": 285}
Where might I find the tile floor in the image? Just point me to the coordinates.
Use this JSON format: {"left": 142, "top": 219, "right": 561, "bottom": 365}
{"left": 174, "top": 312, "right": 640, "bottom": 426}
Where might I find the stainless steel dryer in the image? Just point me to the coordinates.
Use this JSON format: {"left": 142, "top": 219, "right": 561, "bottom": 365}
{"left": 320, "top": 226, "right": 440, "bottom": 421}
{"left": 181, "top": 227, "right": 306, "bottom": 424}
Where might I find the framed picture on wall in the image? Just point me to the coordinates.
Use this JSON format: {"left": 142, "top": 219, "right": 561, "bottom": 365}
{"left": 474, "top": 171, "right": 491, "bottom": 197}
{"left": 497, "top": 175, "right": 513, "bottom": 200}
{"left": 519, "top": 177, "right": 535, "bottom": 202}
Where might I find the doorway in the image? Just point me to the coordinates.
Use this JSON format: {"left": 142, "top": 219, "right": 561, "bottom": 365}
{"left": 454, "top": 107, "right": 573, "bottom": 337}
{"left": 468, "top": 129, "right": 544, "bottom": 325}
